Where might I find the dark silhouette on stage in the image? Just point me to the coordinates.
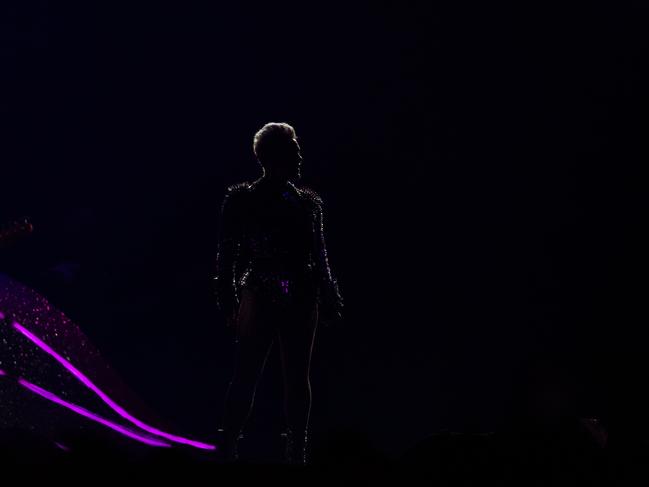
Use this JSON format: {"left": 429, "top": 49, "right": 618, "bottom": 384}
{"left": 214, "top": 122, "right": 344, "bottom": 464}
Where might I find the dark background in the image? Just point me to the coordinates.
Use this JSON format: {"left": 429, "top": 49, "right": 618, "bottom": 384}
{"left": 1, "top": 0, "right": 647, "bottom": 457}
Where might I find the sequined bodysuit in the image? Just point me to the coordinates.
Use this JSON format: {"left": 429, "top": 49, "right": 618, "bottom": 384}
{"left": 214, "top": 177, "right": 343, "bottom": 319}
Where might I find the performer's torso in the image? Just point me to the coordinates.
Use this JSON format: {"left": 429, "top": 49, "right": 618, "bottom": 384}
{"left": 236, "top": 180, "right": 318, "bottom": 306}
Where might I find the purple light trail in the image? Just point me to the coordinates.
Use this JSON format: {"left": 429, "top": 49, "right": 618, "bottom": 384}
{"left": 18, "top": 378, "right": 171, "bottom": 447}
{"left": 11, "top": 321, "right": 216, "bottom": 451}
{"left": 54, "top": 442, "right": 71, "bottom": 452}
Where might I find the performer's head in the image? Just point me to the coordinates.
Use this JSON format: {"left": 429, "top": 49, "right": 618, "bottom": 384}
{"left": 253, "top": 122, "right": 303, "bottom": 182}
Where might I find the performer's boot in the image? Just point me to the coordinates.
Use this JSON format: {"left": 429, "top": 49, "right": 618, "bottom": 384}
{"left": 283, "top": 428, "right": 309, "bottom": 465}
{"left": 216, "top": 428, "right": 243, "bottom": 463}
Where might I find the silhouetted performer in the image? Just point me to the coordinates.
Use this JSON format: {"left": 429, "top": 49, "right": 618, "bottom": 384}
{"left": 214, "top": 122, "right": 343, "bottom": 464}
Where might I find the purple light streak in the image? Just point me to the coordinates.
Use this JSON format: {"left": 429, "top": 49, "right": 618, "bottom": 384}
{"left": 18, "top": 378, "right": 171, "bottom": 447}
{"left": 54, "top": 442, "right": 71, "bottom": 452}
{"left": 0, "top": 369, "right": 6, "bottom": 376}
{"left": 12, "top": 321, "right": 216, "bottom": 451}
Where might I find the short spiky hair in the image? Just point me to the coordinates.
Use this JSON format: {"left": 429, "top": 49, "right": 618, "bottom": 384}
{"left": 253, "top": 122, "right": 297, "bottom": 163}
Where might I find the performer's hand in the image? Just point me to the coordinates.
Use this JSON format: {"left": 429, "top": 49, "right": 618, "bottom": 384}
{"left": 320, "top": 308, "right": 343, "bottom": 328}
{"left": 225, "top": 309, "right": 239, "bottom": 329}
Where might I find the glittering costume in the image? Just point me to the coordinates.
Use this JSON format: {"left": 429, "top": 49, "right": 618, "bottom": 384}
{"left": 214, "top": 176, "right": 343, "bottom": 464}
{"left": 214, "top": 177, "right": 343, "bottom": 323}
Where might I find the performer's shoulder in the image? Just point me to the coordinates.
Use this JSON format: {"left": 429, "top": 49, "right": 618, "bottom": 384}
{"left": 222, "top": 181, "right": 253, "bottom": 209}
{"left": 296, "top": 185, "right": 324, "bottom": 207}
{"left": 225, "top": 181, "right": 253, "bottom": 195}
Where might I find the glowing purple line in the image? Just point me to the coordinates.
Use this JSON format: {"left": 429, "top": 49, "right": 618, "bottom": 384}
{"left": 54, "top": 442, "right": 71, "bottom": 452}
{"left": 18, "top": 378, "right": 171, "bottom": 447}
{"left": 0, "top": 311, "right": 5, "bottom": 320}
{"left": 0, "top": 369, "right": 6, "bottom": 376}
{"left": 12, "top": 321, "right": 216, "bottom": 450}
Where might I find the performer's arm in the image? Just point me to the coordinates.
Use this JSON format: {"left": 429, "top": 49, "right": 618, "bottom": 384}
{"left": 313, "top": 198, "right": 343, "bottom": 323}
{"left": 214, "top": 187, "right": 243, "bottom": 323}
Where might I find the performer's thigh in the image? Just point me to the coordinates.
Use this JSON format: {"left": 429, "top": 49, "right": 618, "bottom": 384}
{"left": 232, "top": 288, "right": 275, "bottom": 378}
{"left": 278, "top": 302, "right": 318, "bottom": 380}
{"left": 236, "top": 287, "right": 275, "bottom": 340}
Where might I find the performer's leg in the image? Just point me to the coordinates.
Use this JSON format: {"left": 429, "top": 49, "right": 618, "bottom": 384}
{"left": 220, "top": 288, "right": 275, "bottom": 457}
{"left": 278, "top": 300, "right": 318, "bottom": 463}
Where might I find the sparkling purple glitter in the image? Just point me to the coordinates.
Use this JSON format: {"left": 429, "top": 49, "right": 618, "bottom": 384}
{"left": 11, "top": 321, "right": 216, "bottom": 451}
{"left": 18, "top": 378, "right": 171, "bottom": 447}
{"left": 280, "top": 279, "right": 290, "bottom": 295}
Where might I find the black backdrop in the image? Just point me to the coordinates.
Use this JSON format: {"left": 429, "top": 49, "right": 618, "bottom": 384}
{"left": 1, "top": 1, "right": 648, "bottom": 457}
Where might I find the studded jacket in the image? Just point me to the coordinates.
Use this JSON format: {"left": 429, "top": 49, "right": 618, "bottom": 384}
{"left": 214, "top": 177, "right": 343, "bottom": 320}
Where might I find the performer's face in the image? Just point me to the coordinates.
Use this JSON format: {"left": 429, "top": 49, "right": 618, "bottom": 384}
{"left": 289, "top": 137, "right": 303, "bottom": 181}
{"left": 268, "top": 137, "right": 302, "bottom": 182}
